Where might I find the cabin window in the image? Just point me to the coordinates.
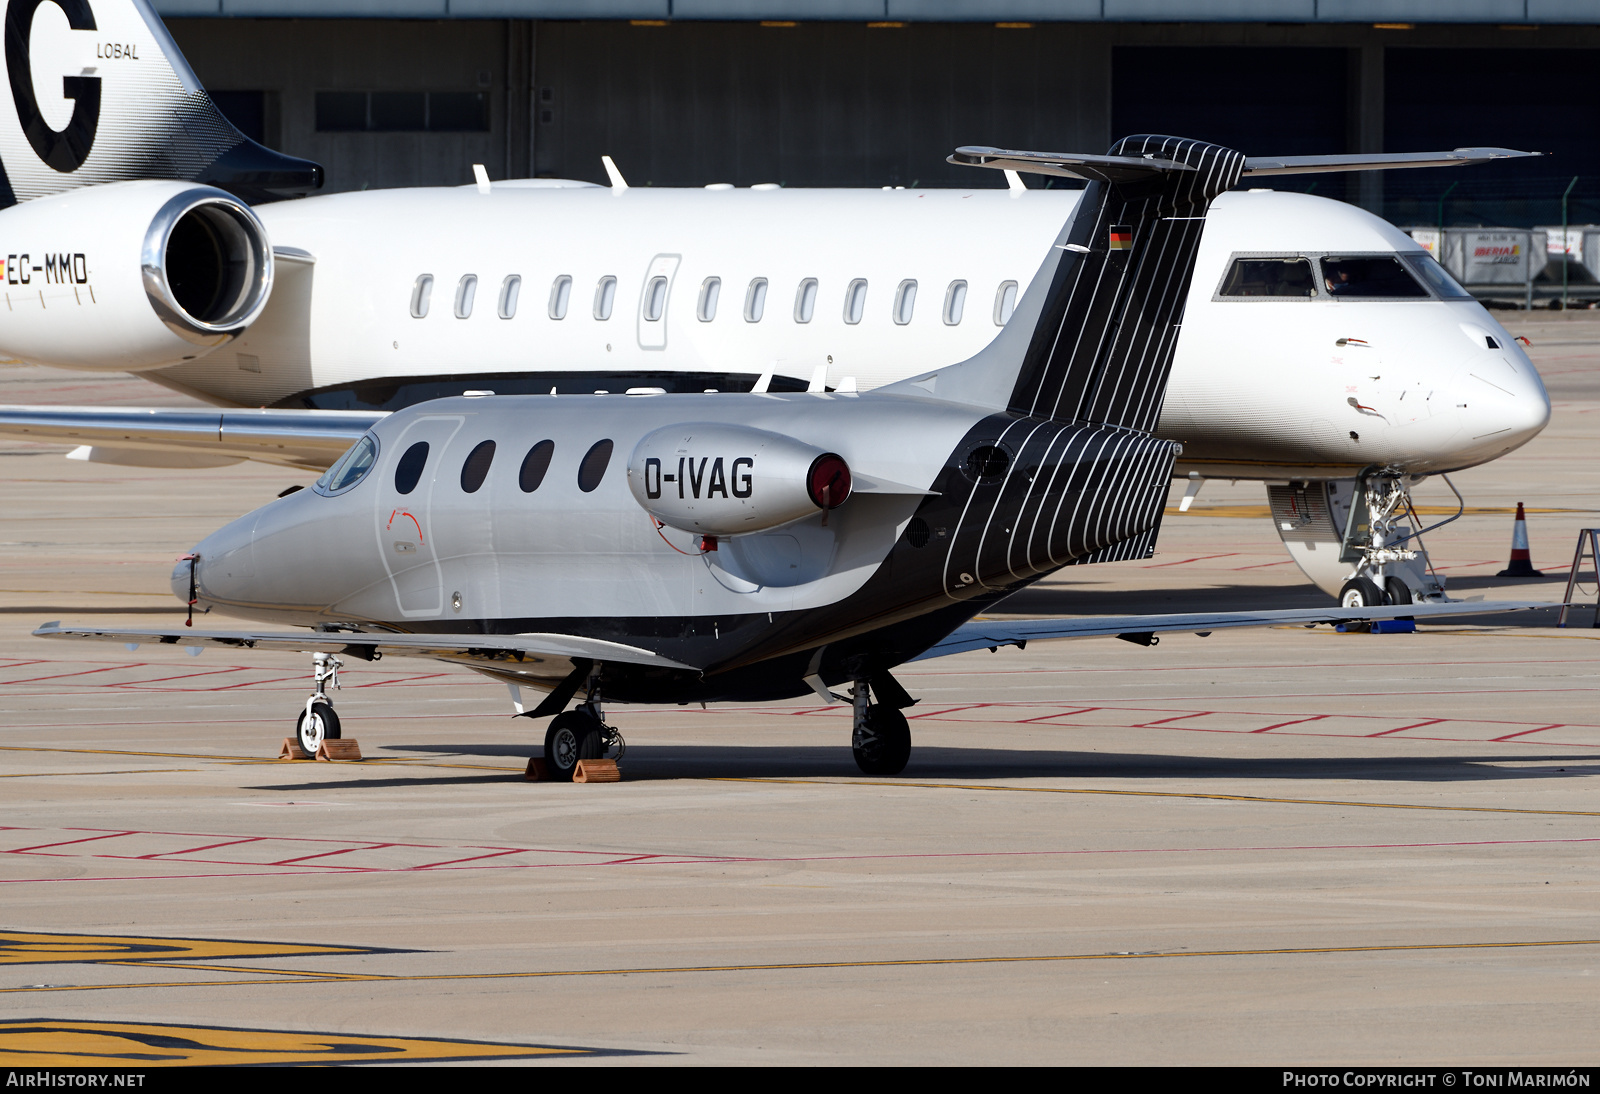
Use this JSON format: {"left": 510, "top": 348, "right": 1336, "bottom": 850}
{"left": 594, "top": 276, "right": 617, "bottom": 320}
{"left": 744, "top": 278, "right": 768, "bottom": 323}
{"left": 577, "top": 439, "right": 614, "bottom": 493}
{"left": 409, "top": 274, "right": 433, "bottom": 318}
{"left": 993, "top": 281, "right": 1018, "bottom": 325}
{"left": 893, "top": 280, "right": 917, "bottom": 325}
{"left": 548, "top": 275, "right": 572, "bottom": 320}
{"left": 698, "top": 277, "right": 721, "bottom": 321}
{"left": 794, "top": 278, "right": 818, "bottom": 323}
{"left": 460, "top": 440, "right": 495, "bottom": 493}
{"left": 643, "top": 276, "right": 668, "bottom": 321}
{"left": 943, "top": 280, "right": 967, "bottom": 326}
{"left": 315, "top": 434, "right": 378, "bottom": 496}
{"left": 1219, "top": 257, "right": 1317, "bottom": 298}
{"left": 394, "top": 441, "right": 430, "bottom": 495}
{"left": 518, "top": 439, "right": 554, "bottom": 492}
{"left": 1320, "top": 256, "right": 1429, "bottom": 299}
{"left": 454, "top": 274, "right": 477, "bottom": 319}
{"left": 497, "top": 276, "right": 520, "bottom": 319}
{"left": 843, "top": 279, "right": 866, "bottom": 324}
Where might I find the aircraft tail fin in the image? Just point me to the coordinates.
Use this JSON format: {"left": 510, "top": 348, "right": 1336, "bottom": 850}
{"left": 884, "top": 135, "right": 1244, "bottom": 431}
{"left": 0, "top": 0, "right": 321, "bottom": 207}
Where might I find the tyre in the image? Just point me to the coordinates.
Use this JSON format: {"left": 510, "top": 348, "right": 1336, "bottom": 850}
{"left": 853, "top": 704, "right": 912, "bottom": 776}
{"left": 544, "top": 711, "right": 604, "bottom": 782}
{"left": 1384, "top": 577, "right": 1414, "bottom": 622}
{"left": 1339, "top": 577, "right": 1385, "bottom": 610}
{"left": 296, "top": 701, "right": 340, "bottom": 755}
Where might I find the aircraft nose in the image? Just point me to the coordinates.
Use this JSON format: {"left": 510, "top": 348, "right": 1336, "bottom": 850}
{"left": 176, "top": 513, "right": 260, "bottom": 608}
{"left": 1450, "top": 354, "right": 1551, "bottom": 461}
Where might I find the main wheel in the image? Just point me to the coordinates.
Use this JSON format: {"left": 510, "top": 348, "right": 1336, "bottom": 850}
{"left": 1384, "top": 577, "right": 1415, "bottom": 622}
{"left": 1339, "top": 577, "right": 1385, "bottom": 609}
{"left": 544, "top": 710, "right": 605, "bottom": 782}
{"left": 296, "top": 701, "right": 340, "bottom": 755}
{"left": 853, "top": 704, "right": 912, "bottom": 776}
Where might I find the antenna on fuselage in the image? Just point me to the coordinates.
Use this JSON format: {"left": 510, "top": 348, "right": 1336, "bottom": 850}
{"left": 602, "top": 156, "right": 629, "bottom": 194}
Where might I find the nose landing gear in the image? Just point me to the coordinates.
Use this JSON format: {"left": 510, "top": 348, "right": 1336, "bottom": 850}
{"left": 295, "top": 651, "right": 344, "bottom": 755}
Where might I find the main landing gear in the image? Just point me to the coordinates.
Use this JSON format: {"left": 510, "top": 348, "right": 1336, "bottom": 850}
{"left": 851, "top": 674, "right": 914, "bottom": 776}
{"left": 543, "top": 666, "right": 623, "bottom": 782}
{"left": 295, "top": 651, "right": 343, "bottom": 754}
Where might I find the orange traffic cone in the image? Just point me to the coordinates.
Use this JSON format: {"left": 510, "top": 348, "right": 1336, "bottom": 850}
{"left": 1497, "top": 502, "right": 1542, "bottom": 577}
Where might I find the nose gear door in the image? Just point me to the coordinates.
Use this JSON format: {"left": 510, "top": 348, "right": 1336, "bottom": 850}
{"left": 374, "top": 414, "right": 463, "bottom": 617}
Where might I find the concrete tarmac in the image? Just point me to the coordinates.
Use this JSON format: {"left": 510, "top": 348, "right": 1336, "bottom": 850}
{"left": 1, "top": 315, "right": 1598, "bottom": 1066}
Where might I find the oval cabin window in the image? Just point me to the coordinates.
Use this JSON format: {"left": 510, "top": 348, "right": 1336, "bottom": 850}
{"left": 794, "top": 278, "right": 817, "bottom": 323}
{"left": 409, "top": 274, "right": 433, "bottom": 318}
{"left": 698, "top": 277, "right": 720, "bottom": 321}
{"left": 497, "top": 275, "right": 521, "bottom": 319}
{"left": 843, "top": 279, "right": 866, "bottom": 324}
{"left": 454, "top": 274, "right": 477, "bottom": 319}
{"left": 943, "top": 280, "right": 967, "bottom": 325}
{"left": 548, "top": 275, "right": 572, "bottom": 319}
{"left": 994, "top": 281, "right": 1018, "bottom": 326}
{"left": 643, "top": 276, "right": 668, "bottom": 321}
{"left": 893, "top": 280, "right": 917, "bottom": 325}
{"left": 577, "top": 439, "right": 614, "bottom": 493}
{"left": 744, "top": 278, "right": 767, "bottom": 323}
{"left": 394, "top": 441, "right": 430, "bottom": 495}
{"left": 460, "top": 440, "right": 495, "bottom": 493}
{"left": 519, "top": 440, "right": 554, "bottom": 492}
{"left": 594, "top": 276, "right": 617, "bottom": 320}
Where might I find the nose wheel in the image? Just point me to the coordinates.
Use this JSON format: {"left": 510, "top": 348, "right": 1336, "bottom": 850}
{"left": 294, "top": 652, "right": 344, "bottom": 755}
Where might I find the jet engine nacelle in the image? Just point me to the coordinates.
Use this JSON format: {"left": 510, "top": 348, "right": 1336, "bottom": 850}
{"left": 0, "top": 180, "right": 273, "bottom": 371}
{"left": 627, "top": 422, "right": 852, "bottom": 537}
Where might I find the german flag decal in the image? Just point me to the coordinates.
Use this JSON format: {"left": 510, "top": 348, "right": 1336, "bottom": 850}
{"left": 1108, "top": 225, "right": 1133, "bottom": 251}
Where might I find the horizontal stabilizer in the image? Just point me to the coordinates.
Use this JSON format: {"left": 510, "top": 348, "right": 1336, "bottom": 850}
{"left": 1242, "top": 148, "right": 1540, "bottom": 176}
{"left": 949, "top": 146, "right": 1197, "bottom": 183}
{"left": 915, "top": 600, "right": 1549, "bottom": 660}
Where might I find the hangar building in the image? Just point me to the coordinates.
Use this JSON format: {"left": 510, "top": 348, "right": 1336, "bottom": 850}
{"left": 160, "top": 1, "right": 1600, "bottom": 228}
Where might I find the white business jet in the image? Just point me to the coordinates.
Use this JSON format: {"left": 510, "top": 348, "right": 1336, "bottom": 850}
{"left": 0, "top": 0, "right": 1549, "bottom": 606}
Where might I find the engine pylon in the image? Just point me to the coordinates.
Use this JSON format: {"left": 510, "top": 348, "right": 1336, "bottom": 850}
{"left": 1497, "top": 501, "right": 1542, "bottom": 578}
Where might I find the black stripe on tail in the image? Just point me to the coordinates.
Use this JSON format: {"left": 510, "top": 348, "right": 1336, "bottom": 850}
{"left": 1010, "top": 136, "right": 1245, "bottom": 431}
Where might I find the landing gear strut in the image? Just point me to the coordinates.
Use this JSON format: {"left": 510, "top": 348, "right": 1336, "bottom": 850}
{"left": 851, "top": 675, "right": 913, "bottom": 776}
{"left": 296, "top": 651, "right": 343, "bottom": 754}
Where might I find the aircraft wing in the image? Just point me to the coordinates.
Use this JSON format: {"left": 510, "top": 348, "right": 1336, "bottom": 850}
{"left": 915, "top": 600, "right": 1549, "bottom": 660}
{"left": 31, "top": 621, "right": 693, "bottom": 672}
{"left": 0, "top": 406, "right": 384, "bottom": 470}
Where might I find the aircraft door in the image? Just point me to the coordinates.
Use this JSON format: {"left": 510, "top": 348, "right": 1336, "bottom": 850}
{"left": 637, "top": 254, "right": 681, "bottom": 351}
{"left": 374, "top": 414, "right": 464, "bottom": 618}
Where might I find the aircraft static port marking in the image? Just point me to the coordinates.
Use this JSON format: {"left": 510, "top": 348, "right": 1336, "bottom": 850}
{"left": 0, "top": 1019, "right": 625, "bottom": 1066}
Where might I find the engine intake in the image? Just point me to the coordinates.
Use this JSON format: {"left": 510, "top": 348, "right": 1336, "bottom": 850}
{"left": 143, "top": 190, "right": 273, "bottom": 343}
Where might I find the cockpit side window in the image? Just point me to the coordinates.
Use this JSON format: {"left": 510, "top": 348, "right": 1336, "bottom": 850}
{"left": 1218, "top": 257, "right": 1317, "bottom": 298}
{"left": 1400, "top": 253, "right": 1473, "bottom": 299}
{"left": 1320, "top": 256, "right": 1429, "bottom": 299}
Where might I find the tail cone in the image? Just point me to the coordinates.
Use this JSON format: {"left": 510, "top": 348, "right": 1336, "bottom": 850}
{"left": 1497, "top": 501, "right": 1542, "bottom": 577}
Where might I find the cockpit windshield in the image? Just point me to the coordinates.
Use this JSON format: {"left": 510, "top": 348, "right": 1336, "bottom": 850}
{"left": 1320, "top": 256, "right": 1429, "bottom": 299}
{"left": 315, "top": 434, "right": 379, "bottom": 496}
{"left": 1400, "top": 252, "right": 1474, "bottom": 299}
